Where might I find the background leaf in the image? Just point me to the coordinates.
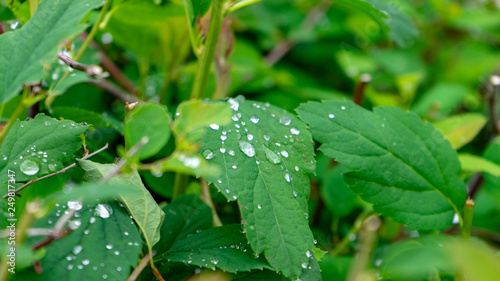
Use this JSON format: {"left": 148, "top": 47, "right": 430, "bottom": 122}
{"left": 0, "top": 114, "right": 88, "bottom": 184}
{"left": 0, "top": 0, "right": 105, "bottom": 104}
{"left": 124, "top": 102, "right": 171, "bottom": 159}
{"left": 459, "top": 154, "right": 500, "bottom": 177}
{"left": 202, "top": 96, "right": 317, "bottom": 278}
{"left": 433, "top": 113, "right": 487, "bottom": 150}
{"left": 297, "top": 100, "right": 467, "bottom": 230}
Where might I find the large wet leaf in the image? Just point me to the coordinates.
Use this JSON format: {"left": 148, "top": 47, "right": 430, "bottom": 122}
{"left": 77, "top": 160, "right": 165, "bottom": 252}
{"left": 297, "top": 100, "right": 467, "bottom": 231}
{"left": 163, "top": 224, "right": 271, "bottom": 273}
{"left": 33, "top": 201, "right": 142, "bottom": 280}
{"left": 202, "top": 96, "right": 317, "bottom": 278}
{"left": 0, "top": 0, "right": 105, "bottom": 104}
{"left": 0, "top": 114, "right": 88, "bottom": 185}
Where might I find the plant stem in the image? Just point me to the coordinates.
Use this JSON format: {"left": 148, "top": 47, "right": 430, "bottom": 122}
{"left": 331, "top": 209, "right": 373, "bottom": 256}
{"left": 353, "top": 73, "right": 371, "bottom": 105}
{"left": 190, "top": 0, "right": 224, "bottom": 100}
{"left": 55, "top": 0, "right": 111, "bottom": 89}
{"left": 487, "top": 75, "right": 500, "bottom": 135}
{"left": 226, "top": 0, "right": 262, "bottom": 14}
{"left": 461, "top": 198, "right": 475, "bottom": 241}
{"left": 200, "top": 178, "right": 223, "bottom": 227}
{"left": 127, "top": 251, "right": 156, "bottom": 281}
{"left": 172, "top": 173, "right": 189, "bottom": 199}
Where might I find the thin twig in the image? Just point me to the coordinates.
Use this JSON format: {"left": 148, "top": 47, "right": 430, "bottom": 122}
{"left": 200, "top": 178, "right": 223, "bottom": 227}
{"left": 353, "top": 74, "right": 372, "bottom": 105}
{"left": 88, "top": 80, "right": 138, "bottom": 103}
{"left": 57, "top": 51, "right": 107, "bottom": 77}
{"left": 0, "top": 20, "right": 5, "bottom": 35}
{"left": 264, "top": 0, "right": 331, "bottom": 65}
{"left": 467, "top": 173, "right": 484, "bottom": 199}
{"left": 127, "top": 251, "right": 157, "bottom": 281}
{"left": 3, "top": 143, "right": 109, "bottom": 198}
{"left": 101, "top": 137, "right": 148, "bottom": 182}
{"left": 97, "top": 47, "right": 139, "bottom": 95}
{"left": 32, "top": 208, "right": 76, "bottom": 250}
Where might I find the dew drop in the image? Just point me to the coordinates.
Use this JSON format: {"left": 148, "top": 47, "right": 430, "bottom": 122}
{"left": 220, "top": 148, "right": 226, "bottom": 154}
{"left": 221, "top": 135, "right": 227, "bottom": 141}
{"left": 247, "top": 134, "right": 254, "bottom": 141}
{"left": 48, "top": 164, "right": 56, "bottom": 171}
{"left": 68, "top": 264, "right": 73, "bottom": 270}
{"left": 290, "top": 127, "right": 300, "bottom": 135}
{"left": 20, "top": 159, "right": 39, "bottom": 176}
{"left": 209, "top": 124, "right": 219, "bottom": 130}
{"left": 263, "top": 135, "right": 270, "bottom": 141}
{"left": 257, "top": 205, "right": 262, "bottom": 209}
{"left": 228, "top": 150, "right": 235, "bottom": 156}
{"left": 202, "top": 150, "right": 214, "bottom": 160}
{"left": 89, "top": 217, "right": 96, "bottom": 224}
{"left": 250, "top": 115, "right": 259, "bottom": 124}
{"left": 2, "top": 156, "right": 6, "bottom": 160}
{"left": 295, "top": 166, "right": 300, "bottom": 172}
{"left": 45, "top": 121, "right": 51, "bottom": 126}
{"left": 238, "top": 141, "right": 255, "bottom": 157}
{"left": 281, "top": 150, "right": 289, "bottom": 158}
{"left": 82, "top": 259, "right": 90, "bottom": 265}
{"left": 293, "top": 190, "right": 298, "bottom": 197}
{"left": 329, "top": 114, "right": 335, "bottom": 119}
{"left": 106, "top": 244, "right": 113, "bottom": 250}
{"left": 114, "top": 251, "right": 119, "bottom": 255}
{"left": 232, "top": 114, "right": 240, "bottom": 122}
{"left": 301, "top": 262, "right": 308, "bottom": 269}
{"left": 306, "top": 251, "right": 313, "bottom": 258}
{"left": 72, "top": 245, "right": 83, "bottom": 255}
{"left": 279, "top": 116, "right": 291, "bottom": 126}
{"left": 95, "top": 204, "right": 113, "bottom": 219}
{"left": 285, "top": 173, "right": 292, "bottom": 182}
{"left": 232, "top": 165, "right": 237, "bottom": 169}
{"left": 341, "top": 106, "right": 346, "bottom": 110}
{"left": 264, "top": 147, "right": 281, "bottom": 164}
{"left": 228, "top": 98, "right": 239, "bottom": 111}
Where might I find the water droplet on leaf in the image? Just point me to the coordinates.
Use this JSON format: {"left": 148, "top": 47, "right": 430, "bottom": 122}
{"left": 279, "top": 116, "right": 291, "bottom": 126}
{"left": 238, "top": 141, "right": 255, "bottom": 157}
{"left": 20, "top": 159, "right": 39, "bottom": 176}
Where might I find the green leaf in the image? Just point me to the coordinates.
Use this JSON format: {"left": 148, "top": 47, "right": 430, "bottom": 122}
{"left": 321, "top": 165, "right": 359, "bottom": 217}
{"left": 51, "top": 106, "right": 114, "bottom": 129}
{"left": 77, "top": 160, "right": 165, "bottom": 251}
{"left": 173, "top": 100, "right": 232, "bottom": 148}
{"left": 202, "top": 96, "right": 317, "bottom": 278}
{"left": 411, "top": 83, "right": 470, "bottom": 118}
{"left": 154, "top": 195, "right": 212, "bottom": 255}
{"left": 124, "top": 102, "right": 171, "bottom": 159}
{"left": 164, "top": 224, "right": 271, "bottom": 273}
{"left": 0, "top": 114, "right": 88, "bottom": 184}
{"left": 185, "top": 0, "right": 212, "bottom": 24}
{"left": 459, "top": 154, "right": 500, "bottom": 177}
{"left": 447, "top": 240, "right": 500, "bottom": 281}
{"left": 0, "top": 0, "right": 105, "bottom": 104}
{"left": 33, "top": 202, "right": 142, "bottom": 280}
{"left": 297, "top": 100, "right": 467, "bottom": 231}
{"left": 433, "top": 113, "right": 487, "bottom": 150}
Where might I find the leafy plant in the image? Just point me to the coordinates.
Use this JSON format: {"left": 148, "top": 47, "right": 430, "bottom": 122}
{"left": 1, "top": 0, "right": 500, "bottom": 281}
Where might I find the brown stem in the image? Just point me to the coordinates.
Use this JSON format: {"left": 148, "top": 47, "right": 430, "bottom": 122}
{"left": 264, "top": 0, "right": 332, "bottom": 66}
{"left": 127, "top": 252, "right": 157, "bottom": 281}
{"left": 101, "top": 137, "right": 148, "bottom": 182}
{"left": 57, "top": 51, "right": 106, "bottom": 77}
{"left": 3, "top": 143, "right": 109, "bottom": 198}
{"left": 32, "top": 208, "right": 76, "bottom": 250}
{"left": 487, "top": 75, "right": 500, "bottom": 135}
{"left": 200, "top": 178, "right": 223, "bottom": 227}
{"left": 0, "top": 20, "right": 5, "bottom": 35}
{"left": 98, "top": 47, "right": 139, "bottom": 96}
{"left": 352, "top": 74, "right": 372, "bottom": 105}
{"left": 467, "top": 173, "right": 484, "bottom": 199}
{"left": 88, "top": 80, "right": 138, "bottom": 103}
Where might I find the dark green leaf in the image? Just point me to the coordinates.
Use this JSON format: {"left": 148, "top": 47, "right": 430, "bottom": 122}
{"left": 297, "top": 100, "right": 467, "bottom": 230}
{"left": 202, "top": 96, "right": 317, "bottom": 278}
{"left": 124, "top": 102, "right": 171, "bottom": 159}
{"left": 0, "top": 0, "right": 105, "bottom": 104}
{"left": 0, "top": 114, "right": 88, "bottom": 184}
{"left": 185, "top": 0, "right": 212, "bottom": 24}
{"left": 321, "top": 165, "right": 359, "bottom": 217}
{"left": 154, "top": 195, "right": 212, "bottom": 255}
{"left": 51, "top": 106, "right": 114, "bottom": 129}
{"left": 164, "top": 224, "right": 271, "bottom": 273}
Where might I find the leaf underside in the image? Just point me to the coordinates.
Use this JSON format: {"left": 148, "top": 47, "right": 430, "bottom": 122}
{"left": 202, "top": 96, "right": 317, "bottom": 278}
{"left": 297, "top": 100, "right": 466, "bottom": 231}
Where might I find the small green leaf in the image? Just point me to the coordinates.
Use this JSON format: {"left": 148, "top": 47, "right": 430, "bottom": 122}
{"left": 459, "top": 154, "right": 500, "bottom": 177}
{"left": 154, "top": 195, "right": 212, "bottom": 255}
{"left": 0, "top": 0, "right": 105, "bottom": 104}
{"left": 202, "top": 96, "right": 317, "bottom": 278}
{"left": 51, "top": 107, "right": 113, "bottom": 129}
{"left": 164, "top": 224, "right": 271, "bottom": 273}
{"left": 411, "top": 83, "right": 470, "bottom": 118}
{"left": 77, "top": 160, "right": 165, "bottom": 251}
{"left": 32, "top": 202, "right": 142, "bottom": 280}
{"left": 297, "top": 100, "right": 467, "bottom": 230}
{"left": 434, "top": 113, "right": 487, "bottom": 150}
{"left": 322, "top": 165, "right": 359, "bottom": 217}
{"left": 124, "top": 102, "right": 171, "bottom": 159}
{"left": 173, "top": 100, "right": 232, "bottom": 148}
{"left": 0, "top": 114, "right": 88, "bottom": 184}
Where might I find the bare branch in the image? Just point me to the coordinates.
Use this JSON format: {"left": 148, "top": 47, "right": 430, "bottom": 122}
{"left": 127, "top": 251, "right": 157, "bottom": 281}
{"left": 3, "top": 143, "right": 109, "bottom": 199}
{"left": 101, "top": 137, "right": 149, "bottom": 182}
{"left": 57, "top": 51, "right": 107, "bottom": 78}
